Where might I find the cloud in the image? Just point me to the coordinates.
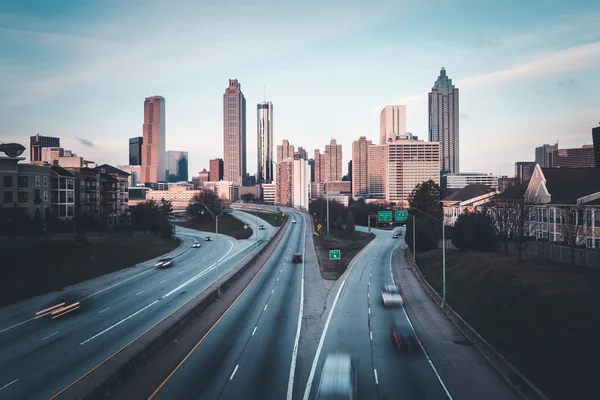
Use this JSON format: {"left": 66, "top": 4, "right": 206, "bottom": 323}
{"left": 460, "top": 113, "right": 470, "bottom": 120}
{"left": 557, "top": 78, "right": 577, "bottom": 91}
{"left": 75, "top": 136, "right": 94, "bottom": 147}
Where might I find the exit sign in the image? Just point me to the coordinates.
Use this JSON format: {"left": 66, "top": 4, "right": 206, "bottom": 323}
{"left": 329, "top": 249, "right": 341, "bottom": 260}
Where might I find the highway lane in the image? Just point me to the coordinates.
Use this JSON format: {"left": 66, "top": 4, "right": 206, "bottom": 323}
{"left": 150, "top": 211, "right": 305, "bottom": 400}
{"left": 0, "top": 211, "right": 273, "bottom": 400}
{"left": 304, "top": 227, "right": 450, "bottom": 400}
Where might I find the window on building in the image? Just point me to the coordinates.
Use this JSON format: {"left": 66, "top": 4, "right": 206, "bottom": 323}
{"left": 67, "top": 192, "right": 74, "bottom": 203}
{"left": 578, "top": 210, "right": 584, "bottom": 226}
{"left": 570, "top": 210, "right": 576, "bottom": 225}
{"left": 595, "top": 210, "right": 600, "bottom": 228}
{"left": 35, "top": 175, "right": 40, "bottom": 187}
{"left": 18, "top": 191, "right": 28, "bottom": 203}
{"left": 67, "top": 179, "right": 74, "bottom": 190}
{"left": 3, "top": 191, "right": 13, "bottom": 204}
{"left": 3, "top": 175, "right": 13, "bottom": 187}
{"left": 18, "top": 176, "right": 28, "bottom": 187}
{"left": 587, "top": 238, "right": 593, "bottom": 248}
{"left": 60, "top": 191, "right": 66, "bottom": 203}
{"left": 43, "top": 176, "right": 48, "bottom": 187}
{"left": 595, "top": 239, "right": 600, "bottom": 248}
{"left": 43, "top": 190, "right": 48, "bottom": 202}
{"left": 549, "top": 209, "right": 554, "bottom": 223}
{"left": 542, "top": 208, "right": 548, "bottom": 223}
{"left": 586, "top": 210, "right": 593, "bottom": 228}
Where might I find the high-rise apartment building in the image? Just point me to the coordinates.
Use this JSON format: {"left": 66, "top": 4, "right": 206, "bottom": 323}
{"left": 367, "top": 144, "right": 388, "bottom": 198}
{"left": 166, "top": 151, "right": 189, "bottom": 182}
{"left": 387, "top": 134, "right": 440, "bottom": 205}
{"left": 209, "top": 158, "right": 224, "bottom": 182}
{"left": 352, "top": 136, "right": 371, "bottom": 195}
{"left": 223, "top": 79, "right": 246, "bottom": 185}
{"left": 30, "top": 134, "right": 60, "bottom": 164}
{"left": 296, "top": 147, "right": 308, "bottom": 160}
{"left": 276, "top": 158, "right": 310, "bottom": 210}
{"left": 552, "top": 145, "right": 595, "bottom": 168}
{"left": 593, "top": 126, "right": 600, "bottom": 168}
{"left": 257, "top": 101, "right": 273, "bottom": 183}
{"left": 535, "top": 143, "right": 557, "bottom": 168}
{"left": 515, "top": 162, "right": 536, "bottom": 183}
{"left": 324, "top": 139, "right": 343, "bottom": 182}
{"left": 308, "top": 158, "right": 315, "bottom": 182}
{"left": 129, "top": 137, "right": 143, "bottom": 166}
{"left": 277, "top": 139, "right": 295, "bottom": 163}
{"left": 380, "top": 105, "right": 407, "bottom": 144}
{"left": 442, "top": 172, "right": 498, "bottom": 190}
{"left": 429, "top": 67, "right": 459, "bottom": 173}
{"left": 141, "top": 96, "right": 166, "bottom": 184}
{"left": 313, "top": 149, "right": 324, "bottom": 183}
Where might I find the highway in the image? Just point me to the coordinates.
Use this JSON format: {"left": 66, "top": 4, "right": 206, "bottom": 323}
{"left": 149, "top": 210, "right": 306, "bottom": 400}
{"left": 0, "top": 210, "right": 272, "bottom": 400}
{"left": 304, "top": 226, "right": 451, "bottom": 399}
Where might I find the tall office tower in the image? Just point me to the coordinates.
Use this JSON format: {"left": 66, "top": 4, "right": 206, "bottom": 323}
{"left": 296, "top": 147, "right": 308, "bottom": 160}
{"left": 535, "top": 143, "right": 557, "bottom": 168}
{"left": 257, "top": 101, "right": 273, "bottom": 183}
{"left": 515, "top": 162, "right": 536, "bottom": 183}
{"left": 276, "top": 158, "right": 310, "bottom": 209}
{"left": 30, "top": 134, "right": 60, "bottom": 164}
{"left": 324, "top": 139, "right": 343, "bottom": 182}
{"left": 553, "top": 145, "right": 595, "bottom": 168}
{"left": 429, "top": 67, "right": 459, "bottom": 173}
{"left": 593, "top": 125, "right": 600, "bottom": 168}
{"left": 308, "top": 158, "right": 315, "bottom": 182}
{"left": 141, "top": 96, "right": 166, "bottom": 183}
{"left": 387, "top": 134, "right": 440, "bottom": 205}
{"left": 223, "top": 79, "right": 246, "bottom": 185}
{"left": 209, "top": 158, "right": 224, "bottom": 181}
{"left": 277, "top": 139, "right": 295, "bottom": 163}
{"left": 314, "top": 150, "right": 322, "bottom": 183}
{"left": 352, "top": 136, "right": 372, "bottom": 195}
{"left": 166, "top": 151, "right": 189, "bottom": 182}
{"left": 367, "top": 144, "right": 388, "bottom": 199}
{"left": 129, "top": 137, "right": 143, "bottom": 165}
{"left": 379, "top": 105, "right": 407, "bottom": 144}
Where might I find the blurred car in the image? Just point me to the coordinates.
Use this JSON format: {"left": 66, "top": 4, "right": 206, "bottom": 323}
{"left": 317, "top": 353, "right": 357, "bottom": 400}
{"left": 292, "top": 219, "right": 297, "bottom": 224}
{"left": 192, "top": 243, "right": 201, "bottom": 248}
{"left": 391, "top": 321, "right": 423, "bottom": 354}
{"left": 397, "top": 231, "right": 403, "bottom": 236}
{"left": 381, "top": 284, "right": 404, "bottom": 306}
{"left": 292, "top": 253, "right": 303, "bottom": 263}
{"left": 205, "top": 236, "right": 213, "bottom": 241}
{"left": 259, "top": 225, "right": 265, "bottom": 230}
{"left": 155, "top": 257, "right": 173, "bottom": 268}
{"left": 35, "top": 298, "right": 82, "bottom": 320}
{"left": 392, "top": 234, "right": 398, "bottom": 239}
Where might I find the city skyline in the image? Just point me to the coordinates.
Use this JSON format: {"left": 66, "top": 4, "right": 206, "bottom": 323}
{"left": 1, "top": 1, "right": 599, "bottom": 177}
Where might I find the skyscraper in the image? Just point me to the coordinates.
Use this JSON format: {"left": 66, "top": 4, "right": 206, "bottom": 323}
{"left": 314, "top": 149, "right": 323, "bottom": 183}
{"left": 429, "top": 67, "right": 459, "bottom": 173}
{"left": 277, "top": 139, "right": 295, "bottom": 163}
{"left": 223, "top": 79, "right": 246, "bottom": 185}
{"left": 535, "top": 143, "right": 557, "bottom": 168}
{"left": 296, "top": 147, "right": 308, "bottom": 160}
{"left": 257, "top": 101, "right": 273, "bottom": 183}
{"left": 324, "top": 139, "right": 343, "bottom": 182}
{"left": 209, "top": 158, "right": 224, "bottom": 181}
{"left": 515, "top": 162, "right": 536, "bottom": 183}
{"left": 352, "top": 136, "right": 372, "bottom": 195}
{"left": 593, "top": 125, "right": 600, "bottom": 168}
{"left": 166, "top": 151, "right": 189, "bottom": 182}
{"left": 129, "top": 137, "right": 143, "bottom": 166}
{"left": 30, "top": 134, "right": 60, "bottom": 164}
{"left": 367, "top": 144, "right": 388, "bottom": 199}
{"left": 141, "top": 96, "right": 166, "bottom": 183}
{"left": 380, "top": 105, "right": 406, "bottom": 144}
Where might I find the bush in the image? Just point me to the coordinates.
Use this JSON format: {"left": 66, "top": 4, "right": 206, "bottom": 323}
{"left": 451, "top": 210, "right": 496, "bottom": 251}
{"left": 346, "top": 211, "right": 356, "bottom": 234}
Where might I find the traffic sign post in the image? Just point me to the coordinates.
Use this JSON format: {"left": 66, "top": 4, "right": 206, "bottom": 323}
{"left": 395, "top": 210, "right": 408, "bottom": 222}
{"left": 378, "top": 211, "right": 392, "bottom": 223}
{"left": 329, "top": 249, "right": 341, "bottom": 260}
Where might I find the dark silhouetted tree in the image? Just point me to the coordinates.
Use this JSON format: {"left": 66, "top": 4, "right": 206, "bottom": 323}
{"left": 451, "top": 210, "right": 496, "bottom": 251}
{"left": 345, "top": 211, "right": 356, "bottom": 234}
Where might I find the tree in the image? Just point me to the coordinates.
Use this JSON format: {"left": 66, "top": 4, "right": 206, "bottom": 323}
{"left": 491, "top": 201, "right": 513, "bottom": 254}
{"left": 345, "top": 211, "right": 356, "bottom": 234}
{"left": 335, "top": 214, "right": 344, "bottom": 230}
{"left": 556, "top": 205, "right": 591, "bottom": 264}
{"left": 409, "top": 180, "right": 441, "bottom": 216}
{"left": 405, "top": 216, "right": 438, "bottom": 252}
{"left": 408, "top": 180, "right": 442, "bottom": 252}
{"left": 187, "top": 189, "right": 224, "bottom": 221}
{"left": 451, "top": 209, "right": 496, "bottom": 251}
{"left": 241, "top": 193, "right": 255, "bottom": 203}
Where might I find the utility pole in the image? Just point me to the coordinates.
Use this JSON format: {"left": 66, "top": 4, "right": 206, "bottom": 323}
{"left": 326, "top": 181, "right": 330, "bottom": 237}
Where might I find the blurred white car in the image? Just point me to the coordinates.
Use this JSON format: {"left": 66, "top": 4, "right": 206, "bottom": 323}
{"left": 381, "top": 284, "right": 404, "bottom": 306}
{"left": 317, "top": 353, "right": 357, "bottom": 400}
{"left": 192, "top": 243, "right": 201, "bottom": 248}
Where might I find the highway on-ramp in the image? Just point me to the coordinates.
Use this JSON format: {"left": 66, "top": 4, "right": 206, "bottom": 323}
{"left": 149, "top": 210, "right": 306, "bottom": 400}
{"left": 0, "top": 211, "right": 272, "bottom": 400}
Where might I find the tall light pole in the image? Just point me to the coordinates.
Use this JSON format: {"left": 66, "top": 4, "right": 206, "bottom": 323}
{"left": 326, "top": 182, "right": 330, "bottom": 237}
{"left": 368, "top": 212, "right": 377, "bottom": 233}
{"left": 410, "top": 207, "right": 446, "bottom": 302}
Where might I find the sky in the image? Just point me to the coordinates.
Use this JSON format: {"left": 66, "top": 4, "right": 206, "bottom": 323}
{"left": 1, "top": 0, "right": 599, "bottom": 178}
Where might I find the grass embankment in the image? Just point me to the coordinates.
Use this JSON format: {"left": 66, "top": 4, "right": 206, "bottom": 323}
{"left": 250, "top": 211, "right": 285, "bottom": 227}
{"left": 416, "top": 249, "right": 600, "bottom": 400}
{"left": 176, "top": 213, "right": 252, "bottom": 239}
{"left": 313, "top": 229, "right": 375, "bottom": 280}
{"left": 0, "top": 235, "right": 180, "bottom": 307}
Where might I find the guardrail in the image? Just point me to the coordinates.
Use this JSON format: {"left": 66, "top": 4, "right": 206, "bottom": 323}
{"left": 55, "top": 216, "right": 290, "bottom": 400}
{"left": 404, "top": 249, "right": 548, "bottom": 400}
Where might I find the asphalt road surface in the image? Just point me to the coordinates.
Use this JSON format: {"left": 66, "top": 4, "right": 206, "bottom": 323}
{"left": 0, "top": 210, "right": 272, "bottom": 400}
{"left": 150, "top": 210, "right": 306, "bottom": 400}
{"left": 303, "top": 227, "right": 451, "bottom": 400}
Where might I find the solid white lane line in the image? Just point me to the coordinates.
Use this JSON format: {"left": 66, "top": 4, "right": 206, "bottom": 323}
{"left": 0, "top": 379, "right": 19, "bottom": 391}
{"left": 368, "top": 308, "right": 371, "bottom": 315}
{"left": 252, "top": 326, "right": 257, "bottom": 336}
{"left": 229, "top": 365, "right": 239, "bottom": 380}
{"left": 178, "top": 271, "right": 184, "bottom": 274}
{"left": 80, "top": 268, "right": 154, "bottom": 301}
{"left": 98, "top": 307, "right": 110, "bottom": 314}
{"left": 277, "top": 277, "right": 280, "bottom": 282}
{"left": 80, "top": 300, "right": 158, "bottom": 345}
{"left": 160, "top": 280, "right": 166, "bottom": 284}
{"left": 368, "top": 292, "right": 370, "bottom": 298}
{"left": 42, "top": 331, "right": 59, "bottom": 341}
{"left": 287, "top": 216, "right": 306, "bottom": 400}
{"left": 370, "top": 331, "right": 373, "bottom": 341}
{"left": 136, "top": 291, "right": 144, "bottom": 296}
{"left": 271, "top": 289, "right": 274, "bottom": 294}
{"left": 264, "top": 304, "right": 268, "bottom": 311}
{"left": 374, "top": 369, "right": 379, "bottom": 385}
{"left": 302, "top": 280, "right": 346, "bottom": 400}
{"left": 0, "top": 317, "right": 37, "bottom": 334}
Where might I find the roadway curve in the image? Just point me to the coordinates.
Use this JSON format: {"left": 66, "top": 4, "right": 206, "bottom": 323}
{"left": 149, "top": 210, "right": 306, "bottom": 400}
{"left": 0, "top": 210, "right": 272, "bottom": 400}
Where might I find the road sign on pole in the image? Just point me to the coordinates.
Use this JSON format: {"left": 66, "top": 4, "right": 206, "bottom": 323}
{"left": 378, "top": 211, "right": 392, "bottom": 223}
{"left": 395, "top": 210, "right": 408, "bottom": 222}
{"left": 329, "top": 249, "right": 341, "bottom": 260}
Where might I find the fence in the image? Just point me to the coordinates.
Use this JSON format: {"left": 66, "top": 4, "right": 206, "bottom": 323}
{"left": 496, "top": 241, "right": 600, "bottom": 269}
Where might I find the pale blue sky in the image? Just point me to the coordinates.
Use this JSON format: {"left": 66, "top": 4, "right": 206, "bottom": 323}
{"left": 1, "top": 0, "right": 599, "bottom": 177}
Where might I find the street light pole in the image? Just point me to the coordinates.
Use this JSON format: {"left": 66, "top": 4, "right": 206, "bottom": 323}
{"left": 326, "top": 182, "right": 330, "bottom": 237}
{"left": 412, "top": 216, "right": 416, "bottom": 262}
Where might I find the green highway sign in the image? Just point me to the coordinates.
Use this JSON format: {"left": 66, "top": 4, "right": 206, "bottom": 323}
{"left": 378, "top": 211, "right": 392, "bottom": 223}
{"left": 329, "top": 249, "right": 341, "bottom": 260}
{"left": 395, "top": 211, "right": 408, "bottom": 222}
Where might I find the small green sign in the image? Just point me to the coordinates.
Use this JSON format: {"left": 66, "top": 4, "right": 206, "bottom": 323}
{"left": 395, "top": 211, "right": 408, "bottom": 222}
{"left": 329, "top": 249, "right": 341, "bottom": 260}
{"left": 378, "top": 211, "right": 392, "bottom": 222}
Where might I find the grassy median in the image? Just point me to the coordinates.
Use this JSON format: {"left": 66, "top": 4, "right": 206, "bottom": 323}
{"left": 415, "top": 249, "right": 600, "bottom": 400}
{"left": 313, "top": 230, "right": 375, "bottom": 280}
{"left": 246, "top": 211, "right": 285, "bottom": 227}
{"left": 0, "top": 235, "right": 181, "bottom": 307}
{"left": 176, "top": 213, "right": 252, "bottom": 239}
